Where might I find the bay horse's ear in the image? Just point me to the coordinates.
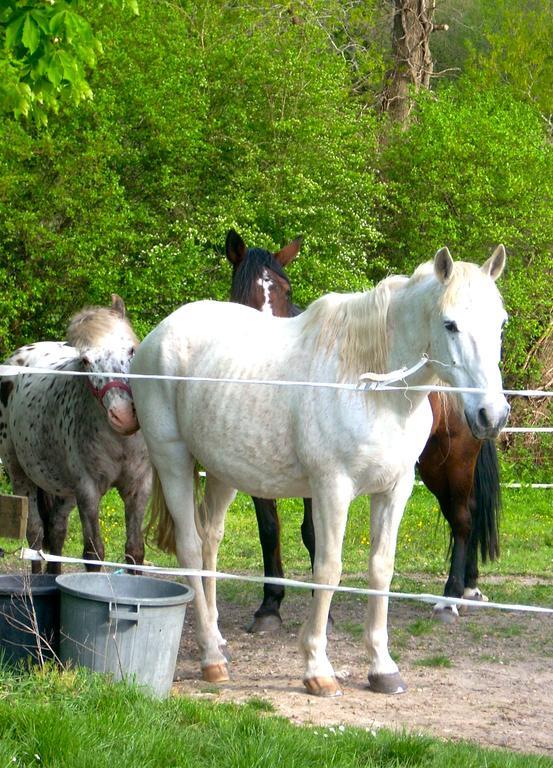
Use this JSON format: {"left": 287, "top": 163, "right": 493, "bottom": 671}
{"left": 111, "top": 294, "right": 126, "bottom": 317}
{"left": 481, "top": 244, "right": 506, "bottom": 281}
{"left": 433, "top": 247, "right": 454, "bottom": 284}
{"left": 275, "top": 236, "right": 303, "bottom": 267}
{"left": 226, "top": 229, "right": 247, "bottom": 266}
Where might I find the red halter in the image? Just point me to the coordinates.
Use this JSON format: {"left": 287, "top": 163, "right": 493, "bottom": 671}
{"left": 86, "top": 378, "right": 133, "bottom": 408}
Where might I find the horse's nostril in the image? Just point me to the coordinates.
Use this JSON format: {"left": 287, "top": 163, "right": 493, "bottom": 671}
{"left": 478, "top": 408, "right": 490, "bottom": 428}
{"left": 108, "top": 409, "right": 120, "bottom": 423}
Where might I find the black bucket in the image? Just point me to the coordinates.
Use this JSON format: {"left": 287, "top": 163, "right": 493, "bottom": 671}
{"left": 0, "top": 574, "right": 60, "bottom": 667}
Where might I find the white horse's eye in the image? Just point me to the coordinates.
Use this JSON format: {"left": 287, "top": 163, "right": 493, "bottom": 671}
{"left": 444, "top": 320, "right": 459, "bottom": 333}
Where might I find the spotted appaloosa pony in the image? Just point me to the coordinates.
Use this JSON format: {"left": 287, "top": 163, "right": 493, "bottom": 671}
{"left": 0, "top": 296, "right": 151, "bottom": 573}
{"left": 131, "top": 245, "right": 509, "bottom": 696}
{"left": 226, "top": 230, "right": 502, "bottom": 626}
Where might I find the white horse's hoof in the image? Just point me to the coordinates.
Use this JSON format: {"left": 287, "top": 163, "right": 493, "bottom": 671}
{"left": 201, "top": 663, "right": 229, "bottom": 683}
{"left": 303, "top": 676, "right": 342, "bottom": 697}
{"left": 367, "top": 672, "right": 407, "bottom": 694}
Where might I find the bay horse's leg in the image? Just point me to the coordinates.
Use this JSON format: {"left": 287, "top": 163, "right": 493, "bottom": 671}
{"left": 75, "top": 490, "right": 104, "bottom": 571}
{"left": 248, "top": 497, "right": 286, "bottom": 633}
{"left": 300, "top": 477, "right": 352, "bottom": 697}
{"left": 417, "top": 393, "right": 479, "bottom": 623}
{"left": 436, "top": 492, "right": 472, "bottom": 622}
{"left": 201, "top": 475, "right": 237, "bottom": 646}
{"left": 365, "top": 474, "right": 413, "bottom": 694}
{"left": 152, "top": 447, "right": 229, "bottom": 682}
{"left": 300, "top": 497, "right": 316, "bottom": 567}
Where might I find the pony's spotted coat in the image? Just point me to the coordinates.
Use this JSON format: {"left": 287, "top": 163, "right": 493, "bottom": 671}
{"left": 0, "top": 297, "right": 151, "bottom": 573}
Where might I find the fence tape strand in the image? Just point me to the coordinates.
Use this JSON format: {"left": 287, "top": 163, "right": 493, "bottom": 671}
{"left": 1, "top": 363, "right": 552, "bottom": 399}
{"left": 20, "top": 549, "right": 553, "bottom": 616}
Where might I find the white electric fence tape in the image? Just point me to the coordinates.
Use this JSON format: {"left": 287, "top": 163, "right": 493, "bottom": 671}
{"left": 0, "top": 362, "right": 552, "bottom": 399}
{"left": 20, "top": 548, "right": 553, "bottom": 616}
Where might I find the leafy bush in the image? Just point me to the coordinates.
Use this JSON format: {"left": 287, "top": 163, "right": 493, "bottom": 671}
{"left": 0, "top": 0, "right": 383, "bottom": 354}
{"left": 379, "top": 82, "right": 553, "bottom": 387}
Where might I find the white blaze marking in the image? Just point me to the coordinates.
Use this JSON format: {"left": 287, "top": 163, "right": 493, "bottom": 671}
{"left": 257, "top": 270, "right": 273, "bottom": 314}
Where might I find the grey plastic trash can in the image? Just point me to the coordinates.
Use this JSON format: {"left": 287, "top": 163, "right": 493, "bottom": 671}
{"left": 56, "top": 573, "right": 194, "bottom": 697}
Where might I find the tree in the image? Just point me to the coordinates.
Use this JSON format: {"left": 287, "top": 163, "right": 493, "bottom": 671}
{"left": 380, "top": 0, "right": 435, "bottom": 123}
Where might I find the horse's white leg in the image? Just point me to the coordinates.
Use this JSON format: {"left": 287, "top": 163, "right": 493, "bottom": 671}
{"left": 200, "top": 475, "right": 237, "bottom": 645}
{"left": 151, "top": 445, "right": 229, "bottom": 683}
{"left": 365, "top": 473, "right": 414, "bottom": 694}
{"left": 300, "top": 477, "right": 352, "bottom": 697}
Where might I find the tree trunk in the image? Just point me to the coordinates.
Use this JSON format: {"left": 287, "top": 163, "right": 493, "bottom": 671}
{"left": 381, "top": 0, "right": 437, "bottom": 125}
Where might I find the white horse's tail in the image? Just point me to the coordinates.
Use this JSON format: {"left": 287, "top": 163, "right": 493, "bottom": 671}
{"left": 147, "top": 467, "right": 176, "bottom": 554}
{"left": 147, "top": 465, "right": 205, "bottom": 555}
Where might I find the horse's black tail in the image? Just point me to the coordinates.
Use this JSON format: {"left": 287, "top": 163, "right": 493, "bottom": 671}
{"left": 470, "top": 439, "right": 502, "bottom": 562}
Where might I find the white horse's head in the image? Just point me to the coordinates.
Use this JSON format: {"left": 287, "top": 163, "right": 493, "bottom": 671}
{"left": 428, "top": 245, "right": 510, "bottom": 439}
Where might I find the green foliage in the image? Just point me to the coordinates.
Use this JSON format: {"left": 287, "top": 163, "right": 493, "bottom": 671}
{"left": 0, "top": 0, "right": 551, "bottom": 401}
{"left": 379, "top": 82, "right": 553, "bottom": 386}
{"left": 463, "top": 0, "right": 553, "bottom": 123}
{"left": 0, "top": 0, "right": 383, "bottom": 353}
{"left": 0, "top": 0, "right": 138, "bottom": 125}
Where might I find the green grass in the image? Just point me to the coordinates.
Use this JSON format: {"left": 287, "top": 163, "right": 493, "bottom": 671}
{"left": 0, "top": 666, "right": 551, "bottom": 768}
{"left": 1, "top": 476, "right": 552, "bottom": 765}
{"left": 2, "top": 483, "right": 553, "bottom": 605}
{"left": 414, "top": 655, "right": 453, "bottom": 668}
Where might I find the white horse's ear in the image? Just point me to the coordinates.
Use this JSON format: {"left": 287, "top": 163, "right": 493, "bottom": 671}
{"left": 481, "top": 244, "right": 506, "bottom": 281}
{"left": 111, "top": 294, "right": 126, "bottom": 317}
{"left": 434, "top": 247, "right": 454, "bottom": 284}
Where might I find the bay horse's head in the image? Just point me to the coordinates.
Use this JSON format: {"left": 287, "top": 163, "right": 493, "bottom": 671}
{"left": 426, "top": 245, "right": 510, "bottom": 440}
{"left": 226, "top": 229, "right": 303, "bottom": 318}
{"left": 68, "top": 295, "right": 140, "bottom": 436}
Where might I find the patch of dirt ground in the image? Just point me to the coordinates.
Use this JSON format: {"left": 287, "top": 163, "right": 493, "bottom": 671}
{"left": 172, "top": 582, "right": 553, "bottom": 757}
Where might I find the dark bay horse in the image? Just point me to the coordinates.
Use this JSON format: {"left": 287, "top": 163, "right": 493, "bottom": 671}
{"left": 226, "top": 229, "right": 502, "bottom": 626}
{"left": 0, "top": 296, "right": 151, "bottom": 573}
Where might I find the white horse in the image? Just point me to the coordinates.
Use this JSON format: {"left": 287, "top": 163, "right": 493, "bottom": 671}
{"left": 131, "top": 246, "right": 509, "bottom": 697}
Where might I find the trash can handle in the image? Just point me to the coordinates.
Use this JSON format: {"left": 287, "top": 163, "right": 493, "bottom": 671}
{"left": 108, "top": 602, "right": 140, "bottom": 623}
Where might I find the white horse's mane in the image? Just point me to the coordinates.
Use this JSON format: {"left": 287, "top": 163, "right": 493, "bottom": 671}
{"left": 300, "top": 258, "right": 500, "bottom": 382}
{"left": 300, "top": 274, "right": 408, "bottom": 380}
